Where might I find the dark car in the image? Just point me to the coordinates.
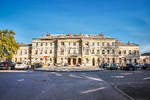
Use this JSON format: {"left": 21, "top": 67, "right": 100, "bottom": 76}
{"left": 124, "top": 64, "right": 137, "bottom": 71}
{"left": 142, "top": 64, "right": 150, "bottom": 70}
{"left": 0, "top": 62, "right": 15, "bottom": 70}
{"left": 101, "top": 63, "right": 109, "bottom": 69}
{"left": 110, "top": 63, "right": 118, "bottom": 70}
{"left": 32, "top": 63, "right": 42, "bottom": 69}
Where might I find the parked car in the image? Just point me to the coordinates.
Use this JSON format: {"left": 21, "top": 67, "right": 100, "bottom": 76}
{"left": 141, "top": 64, "right": 150, "bottom": 70}
{"left": 76, "top": 64, "right": 80, "bottom": 66}
{"left": 101, "top": 63, "right": 109, "bottom": 69}
{"left": 55, "top": 63, "right": 62, "bottom": 67}
{"left": 0, "top": 62, "right": 15, "bottom": 70}
{"left": 64, "top": 64, "right": 69, "bottom": 66}
{"left": 32, "top": 63, "right": 42, "bottom": 69}
{"left": 15, "top": 62, "right": 29, "bottom": 70}
{"left": 109, "top": 63, "right": 118, "bottom": 70}
{"left": 123, "top": 64, "right": 137, "bottom": 71}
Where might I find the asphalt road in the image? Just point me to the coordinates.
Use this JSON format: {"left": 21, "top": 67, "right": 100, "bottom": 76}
{"left": 0, "top": 70, "right": 128, "bottom": 100}
{"left": 0, "top": 70, "right": 150, "bottom": 100}
{"left": 97, "top": 70, "right": 150, "bottom": 100}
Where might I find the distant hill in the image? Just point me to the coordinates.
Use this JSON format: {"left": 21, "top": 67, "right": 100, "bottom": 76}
{"left": 141, "top": 52, "right": 150, "bottom": 56}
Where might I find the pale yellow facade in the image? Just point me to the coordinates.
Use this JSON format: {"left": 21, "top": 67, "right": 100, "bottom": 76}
{"left": 12, "top": 33, "right": 140, "bottom": 67}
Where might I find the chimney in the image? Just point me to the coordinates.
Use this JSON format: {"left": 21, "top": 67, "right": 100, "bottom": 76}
{"left": 119, "top": 41, "right": 122, "bottom": 44}
{"left": 62, "top": 33, "right": 65, "bottom": 36}
{"left": 128, "top": 41, "right": 131, "bottom": 45}
{"left": 46, "top": 32, "right": 49, "bottom": 36}
{"left": 68, "top": 33, "right": 71, "bottom": 36}
{"left": 99, "top": 32, "right": 104, "bottom": 36}
{"left": 42, "top": 34, "right": 44, "bottom": 37}
{"left": 79, "top": 32, "right": 82, "bottom": 36}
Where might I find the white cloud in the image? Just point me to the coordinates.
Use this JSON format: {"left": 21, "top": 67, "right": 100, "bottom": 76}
{"left": 140, "top": 44, "right": 150, "bottom": 53}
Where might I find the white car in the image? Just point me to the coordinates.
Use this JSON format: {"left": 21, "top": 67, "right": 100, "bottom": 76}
{"left": 15, "top": 62, "right": 29, "bottom": 70}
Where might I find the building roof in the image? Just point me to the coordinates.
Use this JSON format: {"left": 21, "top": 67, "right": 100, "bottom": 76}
{"left": 19, "top": 43, "right": 32, "bottom": 47}
{"left": 32, "top": 33, "right": 117, "bottom": 40}
{"left": 117, "top": 41, "right": 139, "bottom": 46}
{"left": 141, "top": 52, "right": 150, "bottom": 56}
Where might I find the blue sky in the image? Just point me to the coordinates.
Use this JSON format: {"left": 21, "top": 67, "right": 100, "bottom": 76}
{"left": 0, "top": 0, "right": 150, "bottom": 53}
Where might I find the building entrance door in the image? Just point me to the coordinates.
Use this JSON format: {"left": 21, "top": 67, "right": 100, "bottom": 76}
{"left": 92, "top": 58, "right": 95, "bottom": 66}
{"left": 78, "top": 58, "right": 82, "bottom": 65}
{"left": 68, "top": 58, "right": 71, "bottom": 65}
{"left": 73, "top": 58, "right": 76, "bottom": 65}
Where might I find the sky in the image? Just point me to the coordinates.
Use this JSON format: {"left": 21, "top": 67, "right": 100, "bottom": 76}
{"left": 0, "top": 0, "right": 150, "bottom": 53}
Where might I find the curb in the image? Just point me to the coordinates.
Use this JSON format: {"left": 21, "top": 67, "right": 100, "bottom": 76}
{"left": 34, "top": 68, "right": 104, "bottom": 72}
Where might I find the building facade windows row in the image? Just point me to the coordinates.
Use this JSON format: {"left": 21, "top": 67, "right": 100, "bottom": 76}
{"left": 12, "top": 33, "right": 140, "bottom": 67}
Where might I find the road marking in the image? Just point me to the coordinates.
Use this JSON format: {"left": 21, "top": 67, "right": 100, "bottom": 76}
{"left": 68, "top": 74, "right": 83, "bottom": 78}
{"left": 81, "top": 87, "right": 106, "bottom": 94}
{"left": 143, "top": 77, "right": 150, "bottom": 80}
{"left": 0, "top": 70, "right": 26, "bottom": 72}
{"left": 85, "top": 76, "right": 104, "bottom": 82}
{"left": 17, "top": 79, "right": 24, "bottom": 82}
{"left": 111, "top": 76, "right": 124, "bottom": 78}
{"left": 120, "top": 73, "right": 132, "bottom": 75}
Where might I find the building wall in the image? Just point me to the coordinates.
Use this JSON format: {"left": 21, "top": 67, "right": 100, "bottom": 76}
{"left": 12, "top": 33, "right": 140, "bottom": 67}
{"left": 12, "top": 44, "right": 32, "bottom": 64}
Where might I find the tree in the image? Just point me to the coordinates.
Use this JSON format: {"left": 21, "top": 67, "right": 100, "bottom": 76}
{"left": 0, "top": 29, "right": 19, "bottom": 60}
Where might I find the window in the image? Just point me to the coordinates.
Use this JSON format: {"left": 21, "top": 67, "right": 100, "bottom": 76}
{"left": 124, "top": 58, "right": 127, "bottom": 63}
{"left": 97, "top": 42, "right": 100, "bottom": 46}
{"left": 124, "top": 50, "right": 126, "bottom": 54}
{"left": 45, "top": 50, "right": 47, "bottom": 54}
{"left": 61, "top": 58, "right": 63, "bottom": 63}
{"left": 25, "top": 50, "right": 27, "bottom": 54}
{"left": 61, "top": 42, "right": 64, "bottom": 45}
{"left": 85, "top": 49, "right": 89, "bottom": 55}
{"left": 69, "top": 42, "right": 71, "bottom": 46}
{"left": 20, "top": 50, "right": 22, "bottom": 55}
{"left": 102, "top": 42, "right": 105, "bottom": 46}
{"left": 73, "top": 49, "right": 76, "bottom": 54}
{"left": 78, "top": 49, "right": 81, "bottom": 54}
{"left": 40, "top": 50, "right": 43, "bottom": 54}
{"left": 45, "top": 43, "right": 48, "bottom": 46}
{"left": 50, "top": 42, "right": 52, "bottom": 46}
{"left": 107, "top": 50, "right": 110, "bottom": 54}
{"left": 68, "top": 49, "right": 70, "bottom": 54}
{"left": 102, "top": 50, "right": 105, "bottom": 54}
{"left": 112, "top": 42, "right": 114, "bottom": 46}
{"left": 50, "top": 50, "right": 52, "bottom": 54}
{"left": 119, "top": 58, "right": 122, "bottom": 64}
{"left": 35, "top": 50, "right": 38, "bottom": 54}
{"left": 97, "top": 50, "right": 100, "bottom": 54}
{"left": 134, "top": 50, "right": 136, "bottom": 55}
{"left": 112, "top": 49, "right": 115, "bottom": 54}
{"left": 129, "top": 50, "right": 131, "bottom": 55}
{"left": 29, "top": 50, "right": 32, "bottom": 54}
{"left": 107, "top": 58, "right": 110, "bottom": 63}
{"left": 41, "top": 43, "right": 43, "bottom": 46}
{"left": 119, "top": 50, "right": 121, "bottom": 55}
{"left": 73, "top": 42, "right": 76, "bottom": 46}
{"left": 92, "top": 42, "right": 95, "bottom": 46}
{"left": 36, "top": 43, "right": 38, "bottom": 46}
{"left": 50, "top": 58, "right": 52, "bottom": 63}
{"left": 92, "top": 49, "right": 95, "bottom": 54}
{"left": 61, "top": 49, "right": 64, "bottom": 55}
{"left": 107, "top": 43, "right": 110, "bottom": 46}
